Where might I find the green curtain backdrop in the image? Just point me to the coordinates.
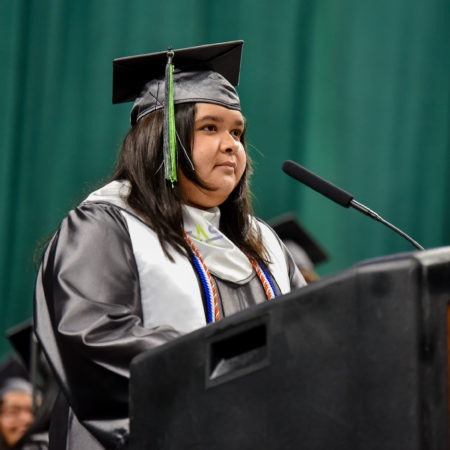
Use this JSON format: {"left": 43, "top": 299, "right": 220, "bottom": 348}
{"left": 1, "top": 0, "right": 449, "bottom": 358}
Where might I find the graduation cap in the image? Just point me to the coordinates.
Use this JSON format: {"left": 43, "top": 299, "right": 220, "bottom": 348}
{"left": 0, "top": 377, "right": 32, "bottom": 399}
{"left": 0, "top": 358, "right": 29, "bottom": 387}
{"left": 113, "top": 40, "right": 243, "bottom": 122}
{"left": 6, "top": 320, "right": 60, "bottom": 419}
{"left": 270, "top": 214, "right": 329, "bottom": 268}
{"left": 5, "top": 320, "right": 34, "bottom": 372}
{"left": 113, "top": 41, "right": 244, "bottom": 185}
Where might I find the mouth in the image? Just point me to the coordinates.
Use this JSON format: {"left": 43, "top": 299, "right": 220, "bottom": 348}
{"left": 216, "top": 161, "right": 237, "bottom": 170}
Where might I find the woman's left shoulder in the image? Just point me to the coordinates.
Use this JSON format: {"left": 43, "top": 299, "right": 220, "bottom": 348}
{"left": 250, "top": 216, "right": 280, "bottom": 241}
{"left": 250, "top": 215, "right": 307, "bottom": 290}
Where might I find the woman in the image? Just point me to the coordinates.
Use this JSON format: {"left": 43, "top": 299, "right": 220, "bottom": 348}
{"left": 34, "top": 41, "right": 306, "bottom": 449}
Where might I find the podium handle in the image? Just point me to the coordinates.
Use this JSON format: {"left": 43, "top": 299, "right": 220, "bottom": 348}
{"left": 206, "top": 318, "right": 270, "bottom": 388}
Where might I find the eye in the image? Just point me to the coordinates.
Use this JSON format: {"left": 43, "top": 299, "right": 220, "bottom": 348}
{"left": 231, "top": 129, "right": 243, "bottom": 140}
{"left": 201, "top": 124, "right": 217, "bottom": 132}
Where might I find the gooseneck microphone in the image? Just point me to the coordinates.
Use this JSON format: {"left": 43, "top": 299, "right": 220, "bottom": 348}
{"left": 282, "top": 160, "right": 424, "bottom": 251}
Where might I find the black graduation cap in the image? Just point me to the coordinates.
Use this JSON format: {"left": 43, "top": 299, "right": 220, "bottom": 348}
{"left": 0, "top": 358, "right": 29, "bottom": 387}
{"left": 270, "top": 214, "right": 329, "bottom": 266}
{"left": 6, "top": 319, "right": 34, "bottom": 372}
{"left": 0, "top": 321, "right": 33, "bottom": 387}
{"left": 113, "top": 40, "right": 244, "bottom": 124}
{"left": 113, "top": 40, "right": 243, "bottom": 103}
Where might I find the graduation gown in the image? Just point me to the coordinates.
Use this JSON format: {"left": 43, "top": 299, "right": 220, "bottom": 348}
{"left": 34, "top": 182, "right": 306, "bottom": 449}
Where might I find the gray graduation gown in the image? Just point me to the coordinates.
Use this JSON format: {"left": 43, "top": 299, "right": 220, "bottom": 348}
{"left": 34, "top": 199, "right": 305, "bottom": 449}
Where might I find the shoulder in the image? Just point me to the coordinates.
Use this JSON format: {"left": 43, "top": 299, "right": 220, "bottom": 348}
{"left": 250, "top": 216, "right": 287, "bottom": 267}
{"left": 42, "top": 202, "right": 135, "bottom": 271}
{"left": 251, "top": 216, "right": 282, "bottom": 246}
{"left": 56, "top": 201, "right": 131, "bottom": 242}
{"left": 71, "top": 200, "right": 129, "bottom": 223}
{"left": 250, "top": 215, "right": 307, "bottom": 291}
{"left": 38, "top": 201, "right": 141, "bottom": 303}
{"left": 61, "top": 179, "right": 151, "bottom": 236}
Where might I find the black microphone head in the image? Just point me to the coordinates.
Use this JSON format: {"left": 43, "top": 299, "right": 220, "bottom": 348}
{"left": 282, "top": 160, "right": 354, "bottom": 207}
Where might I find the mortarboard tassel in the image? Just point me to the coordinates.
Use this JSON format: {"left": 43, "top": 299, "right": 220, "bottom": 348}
{"left": 163, "top": 49, "right": 177, "bottom": 187}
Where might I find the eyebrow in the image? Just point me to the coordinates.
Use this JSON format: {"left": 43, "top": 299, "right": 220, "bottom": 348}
{"left": 195, "top": 115, "right": 245, "bottom": 127}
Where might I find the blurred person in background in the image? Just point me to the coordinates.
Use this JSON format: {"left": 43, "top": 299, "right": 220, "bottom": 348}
{"left": 0, "top": 378, "right": 33, "bottom": 449}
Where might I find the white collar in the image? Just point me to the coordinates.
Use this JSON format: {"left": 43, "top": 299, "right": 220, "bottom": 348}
{"left": 182, "top": 205, "right": 254, "bottom": 284}
{"left": 83, "top": 180, "right": 131, "bottom": 211}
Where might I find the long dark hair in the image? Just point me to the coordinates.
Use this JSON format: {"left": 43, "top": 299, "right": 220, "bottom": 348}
{"left": 111, "top": 103, "right": 268, "bottom": 263}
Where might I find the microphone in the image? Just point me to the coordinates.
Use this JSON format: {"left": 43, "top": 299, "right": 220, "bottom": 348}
{"left": 282, "top": 160, "right": 424, "bottom": 251}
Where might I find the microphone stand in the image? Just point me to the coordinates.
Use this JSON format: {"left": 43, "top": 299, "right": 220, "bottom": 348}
{"left": 350, "top": 200, "right": 424, "bottom": 251}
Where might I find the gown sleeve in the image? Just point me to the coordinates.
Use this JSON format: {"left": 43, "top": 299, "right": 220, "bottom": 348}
{"left": 34, "top": 202, "right": 182, "bottom": 449}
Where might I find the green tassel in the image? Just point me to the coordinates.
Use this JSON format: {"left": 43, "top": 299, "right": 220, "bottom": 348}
{"left": 163, "top": 49, "right": 177, "bottom": 187}
{"left": 168, "top": 63, "right": 177, "bottom": 184}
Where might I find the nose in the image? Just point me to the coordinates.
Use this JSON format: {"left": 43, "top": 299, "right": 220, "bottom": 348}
{"left": 221, "top": 132, "right": 241, "bottom": 153}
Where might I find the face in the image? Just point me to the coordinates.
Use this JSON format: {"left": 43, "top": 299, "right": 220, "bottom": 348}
{"left": 0, "top": 392, "right": 33, "bottom": 446}
{"left": 178, "top": 103, "right": 246, "bottom": 209}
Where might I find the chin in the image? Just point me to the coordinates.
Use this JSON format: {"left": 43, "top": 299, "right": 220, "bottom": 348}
{"left": 213, "top": 188, "right": 236, "bottom": 204}
{"left": 181, "top": 176, "right": 240, "bottom": 209}
{"left": 190, "top": 190, "right": 231, "bottom": 209}
{"left": 201, "top": 197, "right": 229, "bottom": 209}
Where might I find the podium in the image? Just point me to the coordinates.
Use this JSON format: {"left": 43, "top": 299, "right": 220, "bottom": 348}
{"left": 129, "top": 248, "right": 450, "bottom": 450}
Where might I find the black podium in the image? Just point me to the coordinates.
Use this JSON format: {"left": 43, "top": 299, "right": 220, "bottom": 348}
{"left": 129, "top": 247, "right": 450, "bottom": 450}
